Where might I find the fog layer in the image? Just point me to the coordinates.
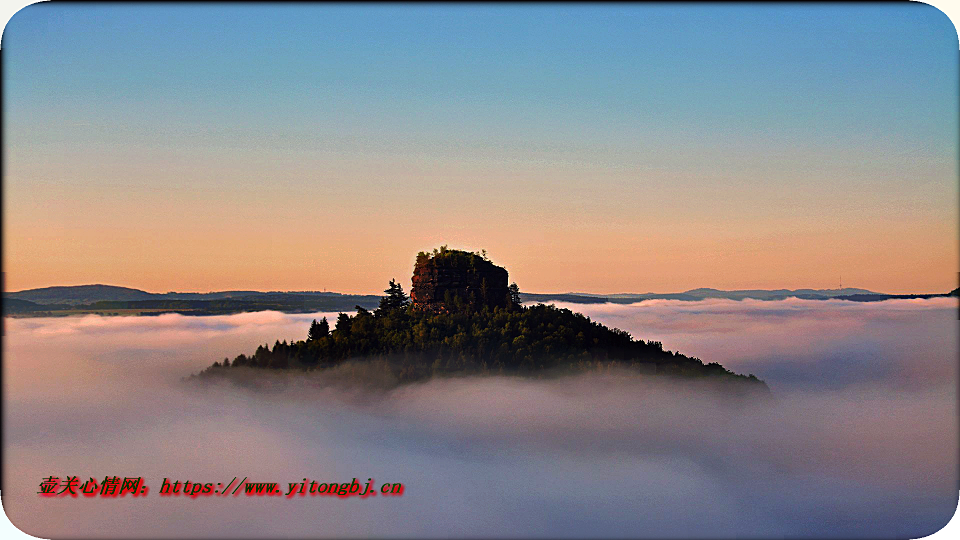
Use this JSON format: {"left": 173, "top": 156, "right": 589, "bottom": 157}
{"left": 3, "top": 298, "right": 957, "bottom": 538}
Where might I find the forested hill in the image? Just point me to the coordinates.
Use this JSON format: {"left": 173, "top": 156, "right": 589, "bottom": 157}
{"left": 521, "top": 287, "right": 883, "bottom": 304}
{"left": 3, "top": 285, "right": 382, "bottom": 316}
{"left": 192, "top": 249, "right": 769, "bottom": 393}
{"left": 7, "top": 284, "right": 158, "bottom": 304}
{"left": 7, "top": 283, "right": 955, "bottom": 318}
{"left": 8, "top": 284, "right": 885, "bottom": 305}
{"left": 194, "top": 282, "right": 768, "bottom": 393}
{"left": 5, "top": 284, "right": 378, "bottom": 304}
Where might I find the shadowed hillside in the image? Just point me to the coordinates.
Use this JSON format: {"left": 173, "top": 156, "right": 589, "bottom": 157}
{"left": 193, "top": 248, "right": 767, "bottom": 393}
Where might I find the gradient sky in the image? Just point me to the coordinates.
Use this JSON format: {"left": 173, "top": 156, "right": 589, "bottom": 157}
{"left": 3, "top": 4, "right": 958, "bottom": 294}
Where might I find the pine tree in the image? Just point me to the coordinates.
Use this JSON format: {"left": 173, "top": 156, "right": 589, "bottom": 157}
{"left": 335, "top": 312, "right": 352, "bottom": 336}
{"left": 317, "top": 317, "right": 329, "bottom": 337}
{"left": 378, "top": 279, "right": 410, "bottom": 312}
{"left": 508, "top": 282, "right": 521, "bottom": 305}
{"left": 308, "top": 318, "right": 330, "bottom": 341}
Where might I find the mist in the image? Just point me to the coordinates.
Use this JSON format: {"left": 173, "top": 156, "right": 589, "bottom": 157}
{"left": 3, "top": 298, "right": 957, "bottom": 538}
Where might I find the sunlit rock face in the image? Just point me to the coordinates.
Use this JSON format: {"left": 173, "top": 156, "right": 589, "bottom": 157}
{"left": 411, "top": 249, "right": 509, "bottom": 311}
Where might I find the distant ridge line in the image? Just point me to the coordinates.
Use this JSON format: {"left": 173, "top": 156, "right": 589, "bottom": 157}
{"left": 6, "top": 284, "right": 957, "bottom": 311}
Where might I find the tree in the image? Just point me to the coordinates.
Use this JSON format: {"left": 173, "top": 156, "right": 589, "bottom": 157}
{"left": 378, "top": 279, "right": 410, "bottom": 312}
{"left": 318, "top": 317, "right": 330, "bottom": 337}
{"left": 198, "top": 298, "right": 764, "bottom": 389}
{"left": 308, "top": 317, "right": 330, "bottom": 340}
{"left": 335, "top": 312, "right": 352, "bottom": 337}
{"left": 508, "top": 282, "right": 521, "bottom": 305}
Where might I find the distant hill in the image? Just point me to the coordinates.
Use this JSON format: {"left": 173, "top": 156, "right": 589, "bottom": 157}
{"left": 6, "top": 284, "right": 158, "bottom": 305}
{"left": 519, "top": 293, "right": 617, "bottom": 304}
{"left": 679, "top": 287, "right": 878, "bottom": 300}
{"left": 3, "top": 298, "right": 44, "bottom": 314}
{"left": 522, "top": 287, "right": 882, "bottom": 304}
{"left": 5, "top": 285, "right": 373, "bottom": 305}
{"left": 3, "top": 285, "right": 382, "bottom": 317}
{"left": 834, "top": 292, "right": 957, "bottom": 302}
{"left": 5, "top": 283, "right": 954, "bottom": 318}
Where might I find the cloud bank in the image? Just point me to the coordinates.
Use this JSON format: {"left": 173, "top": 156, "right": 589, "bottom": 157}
{"left": 3, "top": 298, "right": 957, "bottom": 538}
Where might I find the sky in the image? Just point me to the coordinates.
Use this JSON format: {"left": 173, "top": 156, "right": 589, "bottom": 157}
{"left": 3, "top": 4, "right": 958, "bottom": 294}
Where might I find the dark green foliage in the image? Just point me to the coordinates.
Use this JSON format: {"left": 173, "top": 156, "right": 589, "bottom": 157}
{"left": 3, "top": 292, "right": 383, "bottom": 317}
{"left": 417, "top": 245, "right": 486, "bottom": 269}
{"left": 378, "top": 279, "right": 410, "bottom": 312}
{"left": 335, "top": 313, "right": 352, "bottom": 337}
{"left": 508, "top": 283, "right": 521, "bottom": 305}
{"left": 3, "top": 298, "right": 45, "bottom": 314}
{"left": 308, "top": 317, "right": 330, "bottom": 341}
{"left": 197, "top": 283, "right": 766, "bottom": 390}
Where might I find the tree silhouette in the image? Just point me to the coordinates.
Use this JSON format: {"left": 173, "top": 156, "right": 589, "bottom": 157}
{"left": 308, "top": 317, "right": 330, "bottom": 340}
{"left": 196, "top": 277, "right": 766, "bottom": 393}
{"left": 335, "top": 312, "right": 352, "bottom": 337}
{"left": 378, "top": 279, "right": 410, "bottom": 312}
{"left": 508, "top": 282, "right": 521, "bottom": 305}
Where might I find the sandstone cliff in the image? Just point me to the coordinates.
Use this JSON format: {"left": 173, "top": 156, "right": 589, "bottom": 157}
{"left": 411, "top": 248, "right": 509, "bottom": 310}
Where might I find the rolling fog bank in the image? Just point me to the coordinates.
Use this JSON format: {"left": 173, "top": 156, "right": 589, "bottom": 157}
{"left": 3, "top": 298, "right": 957, "bottom": 538}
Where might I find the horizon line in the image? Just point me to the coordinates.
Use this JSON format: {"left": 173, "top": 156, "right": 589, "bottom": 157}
{"left": 1, "top": 282, "right": 917, "bottom": 297}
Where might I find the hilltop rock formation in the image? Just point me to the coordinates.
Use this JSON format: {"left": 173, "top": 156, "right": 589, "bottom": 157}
{"left": 411, "top": 247, "right": 509, "bottom": 311}
{"left": 196, "top": 246, "right": 768, "bottom": 395}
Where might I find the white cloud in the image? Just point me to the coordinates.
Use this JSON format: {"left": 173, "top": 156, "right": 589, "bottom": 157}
{"left": 3, "top": 299, "right": 957, "bottom": 538}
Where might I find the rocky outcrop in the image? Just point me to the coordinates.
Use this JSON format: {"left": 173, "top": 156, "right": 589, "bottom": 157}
{"left": 411, "top": 248, "right": 509, "bottom": 311}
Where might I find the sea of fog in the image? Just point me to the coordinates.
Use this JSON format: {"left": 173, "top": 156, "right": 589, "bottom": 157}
{"left": 3, "top": 297, "right": 958, "bottom": 538}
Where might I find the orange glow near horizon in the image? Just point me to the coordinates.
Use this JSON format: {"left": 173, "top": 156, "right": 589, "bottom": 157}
{"left": 4, "top": 158, "right": 958, "bottom": 295}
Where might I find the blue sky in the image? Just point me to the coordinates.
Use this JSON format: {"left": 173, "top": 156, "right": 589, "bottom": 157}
{"left": 3, "top": 4, "right": 958, "bottom": 293}
{"left": 6, "top": 4, "right": 956, "bottom": 152}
